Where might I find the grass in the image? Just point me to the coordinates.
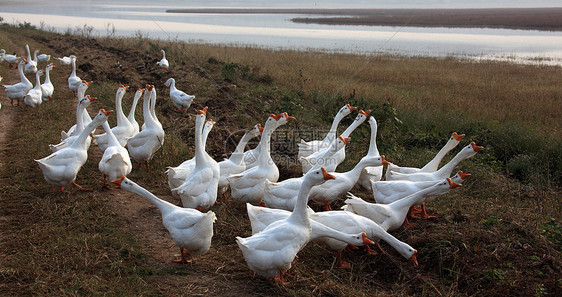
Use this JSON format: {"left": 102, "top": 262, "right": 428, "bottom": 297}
{"left": 0, "top": 23, "right": 560, "bottom": 296}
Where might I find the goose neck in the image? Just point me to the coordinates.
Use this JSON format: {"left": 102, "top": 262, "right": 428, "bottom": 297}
{"left": 128, "top": 92, "right": 141, "bottom": 122}
{"left": 75, "top": 101, "right": 86, "bottom": 133}
{"left": 194, "top": 116, "right": 207, "bottom": 164}
{"left": 101, "top": 120, "right": 120, "bottom": 147}
{"left": 127, "top": 181, "right": 175, "bottom": 215}
{"left": 142, "top": 90, "right": 157, "bottom": 128}
{"left": 390, "top": 185, "right": 433, "bottom": 211}
{"left": 288, "top": 178, "right": 315, "bottom": 225}
{"left": 321, "top": 112, "right": 345, "bottom": 145}
{"left": 340, "top": 118, "right": 362, "bottom": 138}
{"left": 71, "top": 57, "right": 77, "bottom": 76}
{"left": 435, "top": 149, "right": 470, "bottom": 177}
{"left": 44, "top": 68, "right": 52, "bottom": 84}
{"left": 71, "top": 115, "right": 101, "bottom": 150}
{"left": 367, "top": 122, "right": 379, "bottom": 156}
{"left": 115, "top": 89, "right": 128, "bottom": 125}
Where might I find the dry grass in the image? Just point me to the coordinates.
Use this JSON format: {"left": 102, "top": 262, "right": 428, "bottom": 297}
{"left": 0, "top": 24, "right": 560, "bottom": 296}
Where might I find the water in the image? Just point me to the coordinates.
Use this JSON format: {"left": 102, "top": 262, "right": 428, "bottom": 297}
{"left": 1, "top": 1, "right": 562, "bottom": 66}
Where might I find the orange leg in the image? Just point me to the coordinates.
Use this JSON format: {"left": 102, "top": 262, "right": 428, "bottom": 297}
{"left": 101, "top": 175, "right": 110, "bottom": 189}
{"left": 323, "top": 201, "right": 332, "bottom": 211}
{"left": 408, "top": 206, "right": 422, "bottom": 219}
{"left": 420, "top": 203, "right": 436, "bottom": 219}
{"left": 259, "top": 201, "right": 266, "bottom": 207}
{"left": 403, "top": 216, "right": 416, "bottom": 227}
{"left": 172, "top": 248, "right": 191, "bottom": 264}
{"left": 336, "top": 251, "right": 351, "bottom": 268}
{"left": 272, "top": 270, "right": 286, "bottom": 285}
{"left": 364, "top": 244, "right": 378, "bottom": 255}
{"left": 72, "top": 182, "right": 92, "bottom": 192}
{"left": 345, "top": 244, "right": 358, "bottom": 252}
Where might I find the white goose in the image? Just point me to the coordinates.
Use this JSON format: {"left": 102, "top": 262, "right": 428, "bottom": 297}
{"left": 37, "top": 52, "right": 51, "bottom": 62}
{"left": 297, "top": 103, "right": 357, "bottom": 158}
{"left": 23, "top": 69, "right": 43, "bottom": 108}
{"left": 343, "top": 178, "right": 461, "bottom": 231}
{"left": 49, "top": 95, "right": 96, "bottom": 152}
{"left": 237, "top": 167, "right": 372, "bottom": 283}
{"left": 386, "top": 142, "right": 483, "bottom": 182}
{"left": 36, "top": 109, "right": 112, "bottom": 192}
{"left": 0, "top": 50, "right": 20, "bottom": 68}
{"left": 94, "top": 85, "right": 135, "bottom": 151}
{"left": 247, "top": 205, "right": 418, "bottom": 268}
{"left": 309, "top": 155, "right": 390, "bottom": 211}
{"left": 67, "top": 55, "right": 81, "bottom": 95}
{"left": 374, "top": 171, "right": 471, "bottom": 219}
{"left": 300, "top": 110, "right": 370, "bottom": 174}
{"left": 357, "top": 116, "right": 384, "bottom": 190}
{"left": 173, "top": 107, "right": 220, "bottom": 210}
{"left": 157, "top": 49, "right": 169, "bottom": 69}
{"left": 243, "top": 112, "right": 294, "bottom": 170}
{"left": 127, "top": 85, "right": 165, "bottom": 171}
{"left": 229, "top": 113, "right": 293, "bottom": 205}
{"left": 113, "top": 177, "right": 216, "bottom": 264}
{"left": 56, "top": 56, "right": 72, "bottom": 66}
{"left": 40, "top": 63, "right": 55, "bottom": 101}
{"left": 61, "top": 80, "right": 93, "bottom": 140}
{"left": 3, "top": 60, "right": 32, "bottom": 106}
{"left": 166, "top": 119, "right": 215, "bottom": 194}
{"left": 263, "top": 136, "right": 351, "bottom": 211}
{"left": 127, "top": 88, "right": 144, "bottom": 136}
{"left": 388, "top": 132, "right": 465, "bottom": 174}
{"left": 98, "top": 119, "right": 132, "bottom": 188}
{"left": 164, "top": 78, "right": 194, "bottom": 111}
{"left": 217, "top": 123, "right": 263, "bottom": 199}
{"left": 24, "top": 45, "right": 37, "bottom": 73}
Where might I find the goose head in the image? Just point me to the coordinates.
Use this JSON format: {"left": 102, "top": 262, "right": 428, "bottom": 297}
{"left": 164, "top": 78, "right": 174, "bottom": 87}
{"left": 80, "top": 94, "right": 96, "bottom": 108}
{"left": 338, "top": 103, "right": 357, "bottom": 118}
{"left": 470, "top": 142, "right": 484, "bottom": 153}
{"left": 452, "top": 132, "right": 465, "bottom": 141}
{"left": 249, "top": 123, "right": 263, "bottom": 137}
{"left": 305, "top": 167, "right": 336, "bottom": 187}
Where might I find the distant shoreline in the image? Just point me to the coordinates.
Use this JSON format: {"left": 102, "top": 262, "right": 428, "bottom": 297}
{"left": 166, "top": 7, "right": 562, "bottom": 31}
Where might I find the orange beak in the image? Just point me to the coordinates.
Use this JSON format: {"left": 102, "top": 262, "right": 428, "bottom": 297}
{"left": 101, "top": 109, "right": 113, "bottom": 116}
{"left": 119, "top": 85, "right": 130, "bottom": 91}
{"left": 271, "top": 113, "right": 282, "bottom": 121}
{"left": 359, "top": 110, "right": 371, "bottom": 116}
{"left": 208, "top": 119, "right": 216, "bottom": 125}
{"left": 284, "top": 112, "right": 295, "bottom": 121}
{"left": 83, "top": 80, "right": 93, "bottom": 86}
{"left": 197, "top": 106, "right": 208, "bottom": 115}
{"left": 346, "top": 103, "right": 357, "bottom": 112}
{"left": 111, "top": 176, "right": 125, "bottom": 188}
{"left": 87, "top": 95, "right": 96, "bottom": 102}
{"left": 410, "top": 250, "right": 418, "bottom": 267}
{"left": 362, "top": 232, "right": 375, "bottom": 245}
{"left": 321, "top": 167, "right": 335, "bottom": 180}
{"left": 458, "top": 171, "right": 471, "bottom": 180}
{"left": 146, "top": 84, "right": 154, "bottom": 91}
{"left": 470, "top": 142, "right": 484, "bottom": 152}
{"left": 381, "top": 155, "right": 390, "bottom": 165}
{"left": 452, "top": 132, "right": 465, "bottom": 141}
{"left": 447, "top": 177, "right": 461, "bottom": 189}
{"left": 338, "top": 136, "right": 351, "bottom": 145}
{"left": 138, "top": 88, "right": 145, "bottom": 92}
{"left": 257, "top": 124, "right": 264, "bottom": 134}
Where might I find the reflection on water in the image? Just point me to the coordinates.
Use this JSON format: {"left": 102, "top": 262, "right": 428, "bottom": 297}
{"left": 1, "top": 3, "right": 562, "bottom": 66}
